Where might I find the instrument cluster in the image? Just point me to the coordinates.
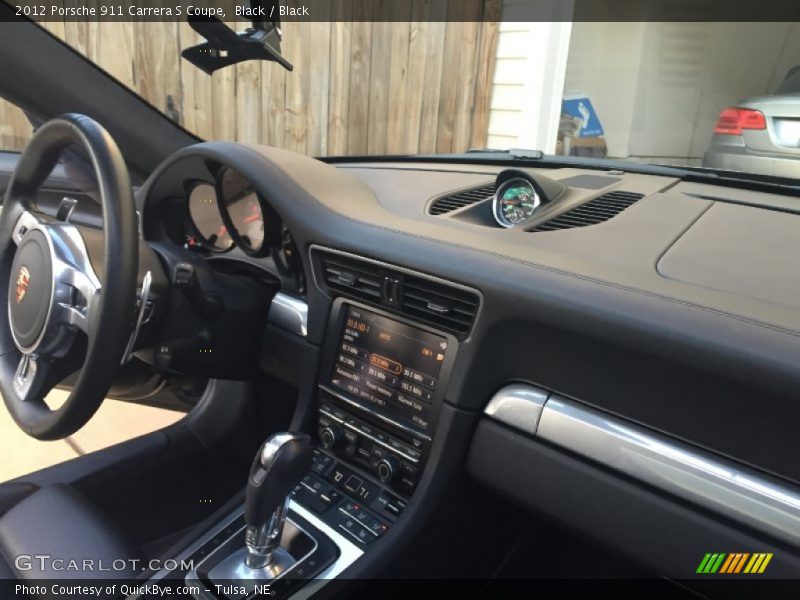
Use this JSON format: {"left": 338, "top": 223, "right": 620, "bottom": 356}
{"left": 184, "top": 167, "right": 276, "bottom": 256}
{"left": 178, "top": 166, "right": 305, "bottom": 294}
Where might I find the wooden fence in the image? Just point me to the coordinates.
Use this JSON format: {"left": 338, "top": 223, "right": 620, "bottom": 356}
{"left": 1, "top": 1, "right": 500, "bottom": 157}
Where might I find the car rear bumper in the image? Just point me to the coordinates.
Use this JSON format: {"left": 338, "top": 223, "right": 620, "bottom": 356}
{"left": 703, "top": 145, "right": 800, "bottom": 179}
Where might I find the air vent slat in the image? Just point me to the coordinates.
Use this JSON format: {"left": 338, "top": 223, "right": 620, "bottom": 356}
{"left": 428, "top": 182, "right": 496, "bottom": 216}
{"left": 320, "top": 254, "right": 384, "bottom": 302}
{"left": 402, "top": 284, "right": 479, "bottom": 308}
{"left": 400, "top": 274, "right": 480, "bottom": 335}
{"left": 530, "top": 190, "right": 645, "bottom": 232}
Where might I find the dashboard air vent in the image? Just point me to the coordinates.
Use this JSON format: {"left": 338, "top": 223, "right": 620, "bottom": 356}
{"left": 530, "top": 190, "right": 645, "bottom": 231}
{"left": 428, "top": 182, "right": 496, "bottom": 216}
{"left": 400, "top": 276, "right": 479, "bottom": 335}
{"left": 314, "top": 249, "right": 480, "bottom": 338}
{"left": 320, "top": 254, "right": 383, "bottom": 302}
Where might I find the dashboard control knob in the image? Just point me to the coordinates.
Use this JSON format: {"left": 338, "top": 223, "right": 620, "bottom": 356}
{"left": 320, "top": 425, "right": 342, "bottom": 450}
{"left": 376, "top": 456, "right": 399, "bottom": 483}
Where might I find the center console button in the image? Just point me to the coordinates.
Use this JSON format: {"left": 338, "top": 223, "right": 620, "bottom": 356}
{"left": 355, "top": 479, "right": 378, "bottom": 502}
{"left": 329, "top": 466, "right": 347, "bottom": 486}
{"left": 311, "top": 451, "right": 333, "bottom": 476}
{"left": 343, "top": 474, "right": 363, "bottom": 494}
{"left": 400, "top": 461, "right": 418, "bottom": 478}
{"left": 384, "top": 498, "right": 406, "bottom": 518}
{"left": 319, "top": 489, "right": 341, "bottom": 509}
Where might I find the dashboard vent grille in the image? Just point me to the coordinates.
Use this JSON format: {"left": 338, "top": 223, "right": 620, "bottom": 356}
{"left": 428, "top": 182, "right": 496, "bottom": 215}
{"left": 400, "top": 276, "right": 480, "bottom": 335}
{"left": 314, "top": 249, "right": 480, "bottom": 338}
{"left": 320, "top": 254, "right": 383, "bottom": 303}
{"left": 530, "top": 190, "right": 645, "bottom": 231}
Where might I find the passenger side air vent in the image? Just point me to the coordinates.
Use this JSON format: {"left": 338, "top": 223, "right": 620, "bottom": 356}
{"left": 320, "top": 254, "right": 383, "bottom": 302}
{"left": 313, "top": 249, "right": 480, "bottom": 338}
{"left": 400, "top": 276, "right": 480, "bottom": 335}
{"left": 428, "top": 182, "right": 496, "bottom": 215}
{"left": 530, "top": 190, "right": 645, "bottom": 231}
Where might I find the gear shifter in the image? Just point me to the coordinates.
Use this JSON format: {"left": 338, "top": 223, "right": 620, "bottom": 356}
{"left": 244, "top": 432, "right": 312, "bottom": 570}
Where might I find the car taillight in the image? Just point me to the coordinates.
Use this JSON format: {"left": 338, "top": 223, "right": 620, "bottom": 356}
{"left": 713, "top": 107, "right": 767, "bottom": 135}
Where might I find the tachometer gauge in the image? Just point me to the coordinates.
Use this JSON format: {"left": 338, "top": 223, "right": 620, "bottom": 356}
{"left": 493, "top": 178, "right": 540, "bottom": 228}
{"left": 220, "top": 168, "right": 265, "bottom": 253}
{"left": 187, "top": 182, "right": 233, "bottom": 251}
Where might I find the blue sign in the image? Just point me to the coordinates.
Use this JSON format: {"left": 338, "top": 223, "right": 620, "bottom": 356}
{"left": 562, "top": 96, "right": 604, "bottom": 138}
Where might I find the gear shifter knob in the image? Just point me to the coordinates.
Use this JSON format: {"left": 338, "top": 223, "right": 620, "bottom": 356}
{"left": 244, "top": 432, "right": 312, "bottom": 569}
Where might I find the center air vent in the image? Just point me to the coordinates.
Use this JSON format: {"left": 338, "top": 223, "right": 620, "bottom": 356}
{"left": 400, "top": 275, "right": 480, "bottom": 335}
{"left": 429, "top": 182, "right": 496, "bottom": 215}
{"left": 313, "top": 249, "right": 480, "bottom": 338}
{"left": 530, "top": 190, "right": 645, "bottom": 232}
{"left": 320, "top": 253, "right": 383, "bottom": 302}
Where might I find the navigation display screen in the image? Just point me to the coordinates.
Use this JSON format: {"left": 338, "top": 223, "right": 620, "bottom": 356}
{"left": 329, "top": 306, "right": 448, "bottom": 433}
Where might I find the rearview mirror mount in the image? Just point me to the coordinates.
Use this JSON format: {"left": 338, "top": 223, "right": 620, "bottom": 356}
{"left": 181, "top": 14, "right": 293, "bottom": 75}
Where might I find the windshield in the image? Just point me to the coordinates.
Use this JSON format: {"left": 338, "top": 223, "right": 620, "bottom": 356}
{"left": 18, "top": 14, "right": 800, "bottom": 180}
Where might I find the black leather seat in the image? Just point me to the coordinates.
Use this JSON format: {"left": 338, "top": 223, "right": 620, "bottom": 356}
{"left": 0, "top": 483, "right": 142, "bottom": 596}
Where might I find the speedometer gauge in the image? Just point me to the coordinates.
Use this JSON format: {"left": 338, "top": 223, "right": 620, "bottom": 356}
{"left": 187, "top": 182, "right": 233, "bottom": 251}
{"left": 220, "top": 168, "right": 265, "bottom": 254}
{"left": 492, "top": 178, "right": 540, "bottom": 228}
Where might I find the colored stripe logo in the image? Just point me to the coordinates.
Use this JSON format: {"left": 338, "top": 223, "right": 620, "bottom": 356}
{"left": 696, "top": 552, "right": 773, "bottom": 574}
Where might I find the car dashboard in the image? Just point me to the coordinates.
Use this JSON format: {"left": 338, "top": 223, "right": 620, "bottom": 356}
{"left": 136, "top": 141, "right": 800, "bottom": 581}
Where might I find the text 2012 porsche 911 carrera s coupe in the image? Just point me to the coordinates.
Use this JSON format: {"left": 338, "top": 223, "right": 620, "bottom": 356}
{"left": 0, "top": 2, "right": 799, "bottom": 599}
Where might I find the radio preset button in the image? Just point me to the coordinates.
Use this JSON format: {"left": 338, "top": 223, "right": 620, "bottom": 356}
{"left": 367, "top": 365, "right": 399, "bottom": 386}
{"left": 402, "top": 367, "right": 436, "bottom": 389}
{"left": 395, "top": 393, "right": 427, "bottom": 413}
{"left": 399, "top": 381, "right": 433, "bottom": 403}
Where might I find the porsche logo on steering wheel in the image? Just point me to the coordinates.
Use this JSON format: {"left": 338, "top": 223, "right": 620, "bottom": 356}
{"left": 15, "top": 266, "right": 30, "bottom": 304}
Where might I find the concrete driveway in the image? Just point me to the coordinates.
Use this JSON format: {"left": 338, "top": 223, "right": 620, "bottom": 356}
{"left": 0, "top": 390, "right": 183, "bottom": 482}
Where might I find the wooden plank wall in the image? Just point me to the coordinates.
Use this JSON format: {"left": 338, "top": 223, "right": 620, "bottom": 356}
{"left": 0, "top": 1, "right": 500, "bottom": 156}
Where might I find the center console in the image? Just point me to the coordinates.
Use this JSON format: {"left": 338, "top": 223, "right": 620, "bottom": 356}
{"left": 135, "top": 298, "right": 457, "bottom": 599}
{"left": 293, "top": 300, "right": 457, "bottom": 548}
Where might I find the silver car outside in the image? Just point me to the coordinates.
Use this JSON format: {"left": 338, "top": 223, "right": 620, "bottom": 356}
{"left": 703, "top": 71, "right": 800, "bottom": 178}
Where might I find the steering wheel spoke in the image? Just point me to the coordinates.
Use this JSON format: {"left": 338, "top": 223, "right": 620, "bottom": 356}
{"left": 13, "top": 353, "right": 51, "bottom": 402}
{"left": 11, "top": 211, "right": 42, "bottom": 245}
{"left": 54, "top": 260, "right": 100, "bottom": 335}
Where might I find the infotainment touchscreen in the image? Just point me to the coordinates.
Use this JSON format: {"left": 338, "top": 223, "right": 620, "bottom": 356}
{"left": 329, "top": 305, "right": 448, "bottom": 433}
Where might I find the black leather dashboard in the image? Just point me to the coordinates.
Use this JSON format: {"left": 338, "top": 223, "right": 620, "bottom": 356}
{"left": 138, "top": 142, "right": 800, "bottom": 488}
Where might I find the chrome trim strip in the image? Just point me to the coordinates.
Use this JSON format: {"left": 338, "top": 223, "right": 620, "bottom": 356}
{"left": 483, "top": 384, "right": 800, "bottom": 547}
{"left": 484, "top": 384, "right": 550, "bottom": 436}
{"left": 121, "top": 270, "right": 152, "bottom": 364}
{"left": 269, "top": 292, "right": 308, "bottom": 337}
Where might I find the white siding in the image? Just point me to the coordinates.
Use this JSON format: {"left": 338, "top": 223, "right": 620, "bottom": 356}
{"left": 485, "top": 0, "right": 573, "bottom": 152}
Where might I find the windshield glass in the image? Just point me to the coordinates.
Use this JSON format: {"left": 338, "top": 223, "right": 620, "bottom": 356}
{"left": 23, "top": 13, "right": 800, "bottom": 180}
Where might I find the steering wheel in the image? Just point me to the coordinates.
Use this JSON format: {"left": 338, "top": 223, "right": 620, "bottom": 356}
{"left": 0, "top": 114, "right": 138, "bottom": 440}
